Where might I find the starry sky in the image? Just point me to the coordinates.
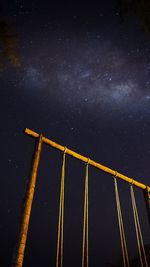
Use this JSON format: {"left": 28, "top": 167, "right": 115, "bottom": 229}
{"left": 1, "top": 0, "right": 150, "bottom": 266}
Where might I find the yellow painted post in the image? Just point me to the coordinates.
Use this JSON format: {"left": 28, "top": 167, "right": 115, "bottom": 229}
{"left": 143, "top": 188, "right": 150, "bottom": 228}
{"left": 11, "top": 134, "right": 43, "bottom": 267}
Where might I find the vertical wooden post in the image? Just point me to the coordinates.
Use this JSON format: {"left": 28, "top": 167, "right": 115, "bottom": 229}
{"left": 11, "top": 134, "right": 43, "bottom": 267}
{"left": 143, "top": 188, "right": 150, "bottom": 228}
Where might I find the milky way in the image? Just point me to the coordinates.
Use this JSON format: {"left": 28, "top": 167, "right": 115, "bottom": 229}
{"left": 18, "top": 34, "right": 150, "bottom": 115}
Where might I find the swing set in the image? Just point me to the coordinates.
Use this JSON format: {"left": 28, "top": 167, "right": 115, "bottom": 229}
{"left": 11, "top": 128, "right": 150, "bottom": 267}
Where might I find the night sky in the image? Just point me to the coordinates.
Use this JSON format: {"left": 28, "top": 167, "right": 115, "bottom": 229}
{"left": 1, "top": 1, "right": 150, "bottom": 266}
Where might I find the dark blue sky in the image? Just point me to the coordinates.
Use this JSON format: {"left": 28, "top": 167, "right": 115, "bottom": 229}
{"left": 1, "top": 0, "right": 150, "bottom": 266}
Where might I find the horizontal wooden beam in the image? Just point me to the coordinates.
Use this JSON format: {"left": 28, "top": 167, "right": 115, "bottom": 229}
{"left": 24, "top": 128, "right": 150, "bottom": 192}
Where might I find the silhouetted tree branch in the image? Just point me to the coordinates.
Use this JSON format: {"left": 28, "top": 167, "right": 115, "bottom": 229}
{"left": 117, "top": 0, "right": 150, "bottom": 33}
{"left": 0, "top": 20, "right": 21, "bottom": 71}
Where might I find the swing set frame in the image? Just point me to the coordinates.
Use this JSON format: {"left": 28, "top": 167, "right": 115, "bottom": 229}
{"left": 11, "top": 128, "right": 150, "bottom": 267}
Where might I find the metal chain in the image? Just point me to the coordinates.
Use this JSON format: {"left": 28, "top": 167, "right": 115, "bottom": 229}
{"left": 114, "top": 177, "right": 130, "bottom": 267}
{"left": 82, "top": 163, "right": 89, "bottom": 267}
{"left": 56, "top": 152, "right": 66, "bottom": 267}
{"left": 130, "top": 185, "right": 148, "bottom": 267}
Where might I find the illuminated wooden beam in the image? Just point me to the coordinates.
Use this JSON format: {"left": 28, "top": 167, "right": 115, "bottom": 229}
{"left": 11, "top": 134, "right": 43, "bottom": 267}
{"left": 24, "top": 128, "right": 150, "bottom": 192}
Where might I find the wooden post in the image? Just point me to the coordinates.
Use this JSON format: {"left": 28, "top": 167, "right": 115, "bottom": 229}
{"left": 11, "top": 134, "right": 43, "bottom": 267}
{"left": 143, "top": 187, "right": 150, "bottom": 228}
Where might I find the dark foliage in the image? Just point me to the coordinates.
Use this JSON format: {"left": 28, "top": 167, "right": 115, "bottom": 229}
{"left": 117, "top": 0, "right": 150, "bottom": 32}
